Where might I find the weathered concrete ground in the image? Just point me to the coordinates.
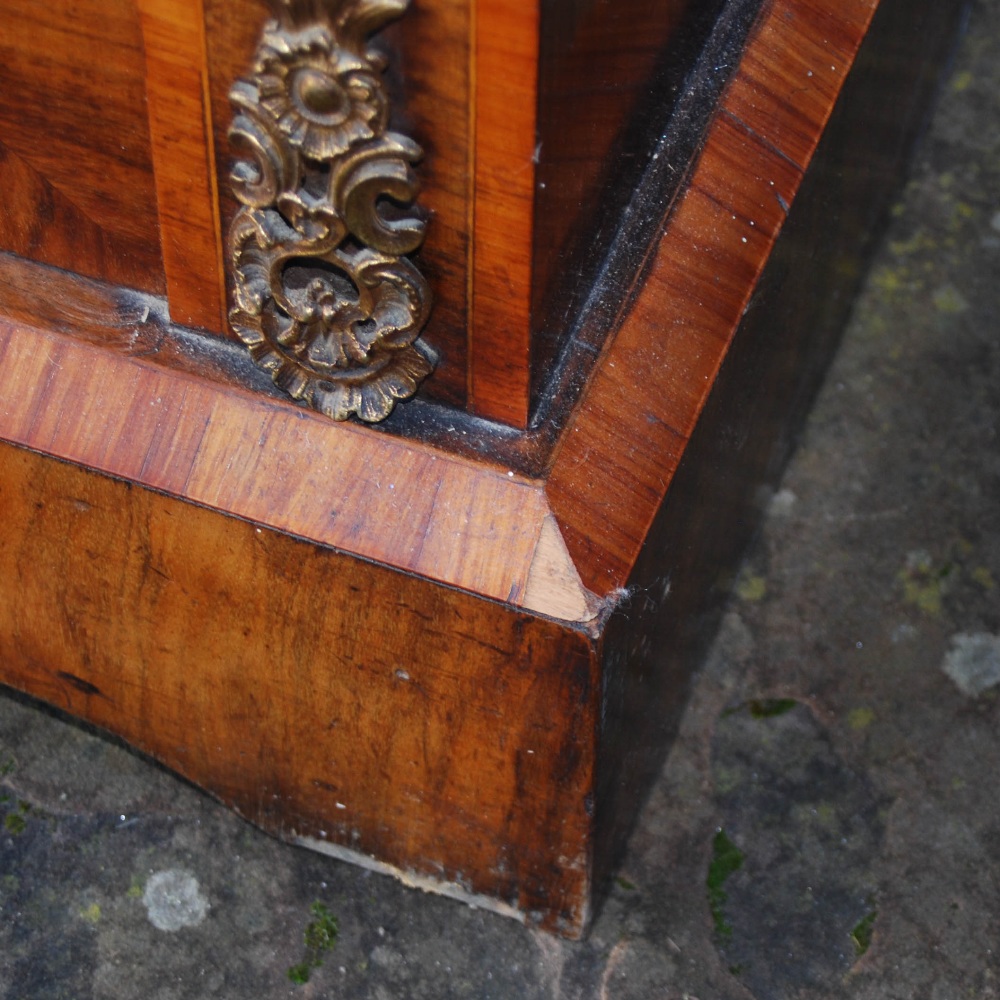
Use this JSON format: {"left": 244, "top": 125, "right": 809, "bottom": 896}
{"left": 2, "top": 1, "right": 999, "bottom": 996}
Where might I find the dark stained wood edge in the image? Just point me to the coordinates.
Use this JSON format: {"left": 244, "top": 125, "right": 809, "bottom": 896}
{"left": 371, "top": 0, "right": 761, "bottom": 469}
{"left": 546, "top": 0, "right": 883, "bottom": 594}
{"left": 528, "top": 0, "right": 754, "bottom": 413}
{"left": 588, "top": 0, "right": 969, "bottom": 919}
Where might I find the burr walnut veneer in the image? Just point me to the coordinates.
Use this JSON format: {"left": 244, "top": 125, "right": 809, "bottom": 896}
{"left": 0, "top": 0, "right": 963, "bottom": 934}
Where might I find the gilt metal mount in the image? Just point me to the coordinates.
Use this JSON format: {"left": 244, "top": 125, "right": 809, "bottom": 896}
{"left": 227, "top": 0, "right": 432, "bottom": 422}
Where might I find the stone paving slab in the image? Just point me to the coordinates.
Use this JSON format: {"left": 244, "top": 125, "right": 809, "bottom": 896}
{"left": 2, "top": 0, "right": 999, "bottom": 996}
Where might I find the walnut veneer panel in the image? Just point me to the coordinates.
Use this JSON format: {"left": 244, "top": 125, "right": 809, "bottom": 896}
{"left": 0, "top": 0, "right": 165, "bottom": 294}
{"left": 0, "top": 442, "right": 599, "bottom": 935}
{"left": 466, "top": 0, "right": 539, "bottom": 428}
{"left": 0, "top": 250, "right": 562, "bottom": 611}
{"left": 137, "top": 0, "right": 228, "bottom": 332}
{"left": 0, "top": 0, "right": 966, "bottom": 937}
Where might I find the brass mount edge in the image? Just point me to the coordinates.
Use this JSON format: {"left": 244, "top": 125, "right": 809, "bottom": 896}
{"left": 226, "top": 0, "right": 433, "bottom": 422}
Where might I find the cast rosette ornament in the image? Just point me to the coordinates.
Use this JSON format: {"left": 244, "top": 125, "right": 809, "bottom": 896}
{"left": 227, "top": 0, "right": 433, "bottom": 422}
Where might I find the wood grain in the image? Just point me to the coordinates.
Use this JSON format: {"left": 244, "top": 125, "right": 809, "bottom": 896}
{"left": 725, "top": 0, "right": 878, "bottom": 170}
{"left": 0, "top": 0, "right": 165, "bottom": 293}
{"left": 137, "top": 0, "right": 227, "bottom": 332}
{"left": 466, "top": 0, "right": 540, "bottom": 428}
{"left": 383, "top": 0, "right": 471, "bottom": 408}
{"left": 591, "top": 0, "right": 967, "bottom": 905}
{"left": 546, "top": 0, "right": 879, "bottom": 595}
{"left": 0, "top": 247, "right": 598, "bottom": 619}
{"left": 0, "top": 0, "right": 967, "bottom": 935}
{"left": 0, "top": 140, "right": 136, "bottom": 292}
{"left": 0, "top": 248, "right": 604, "bottom": 627}
{"left": 0, "top": 318, "right": 545, "bottom": 608}
{"left": 0, "top": 441, "right": 599, "bottom": 935}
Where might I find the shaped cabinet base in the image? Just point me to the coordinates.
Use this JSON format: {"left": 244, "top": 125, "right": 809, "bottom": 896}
{"left": 0, "top": 0, "right": 964, "bottom": 936}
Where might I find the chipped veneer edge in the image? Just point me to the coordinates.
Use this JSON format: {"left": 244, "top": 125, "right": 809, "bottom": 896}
{"left": 520, "top": 513, "right": 601, "bottom": 624}
{"left": 294, "top": 835, "right": 528, "bottom": 924}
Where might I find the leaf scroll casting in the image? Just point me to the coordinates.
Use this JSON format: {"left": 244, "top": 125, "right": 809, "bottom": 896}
{"left": 227, "top": 0, "right": 433, "bottom": 423}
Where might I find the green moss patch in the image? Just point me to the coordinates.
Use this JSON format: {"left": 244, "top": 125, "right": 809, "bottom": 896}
{"left": 287, "top": 901, "right": 339, "bottom": 985}
{"left": 3, "top": 801, "right": 31, "bottom": 835}
{"left": 748, "top": 699, "right": 798, "bottom": 719}
{"left": 851, "top": 910, "right": 877, "bottom": 956}
{"left": 707, "top": 829, "right": 745, "bottom": 941}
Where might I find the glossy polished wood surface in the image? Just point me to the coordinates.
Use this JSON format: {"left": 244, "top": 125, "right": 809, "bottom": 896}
{"left": 467, "top": 0, "right": 539, "bottom": 427}
{"left": 137, "top": 0, "right": 227, "bottom": 332}
{"left": 547, "top": 0, "right": 882, "bottom": 593}
{"left": 0, "top": 0, "right": 165, "bottom": 293}
{"left": 0, "top": 0, "right": 967, "bottom": 936}
{"left": 0, "top": 254, "right": 557, "bottom": 612}
{"left": 531, "top": 0, "right": 726, "bottom": 403}
{"left": 0, "top": 442, "right": 599, "bottom": 934}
